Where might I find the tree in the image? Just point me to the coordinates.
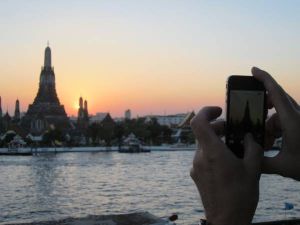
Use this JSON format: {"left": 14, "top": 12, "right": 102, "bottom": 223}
{"left": 98, "top": 114, "right": 115, "bottom": 146}
{"left": 2, "top": 131, "right": 16, "bottom": 146}
{"left": 147, "top": 118, "right": 161, "bottom": 145}
{"left": 87, "top": 123, "right": 100, "bottom": 145}
{"left": 42, "top": 128, "right": 64, "bottom": 146}
{"left": 114, "top": 123, "right": 124, "bottom": 148}
{"left": 161, "top": 125, "right": 173, "bottom": 143}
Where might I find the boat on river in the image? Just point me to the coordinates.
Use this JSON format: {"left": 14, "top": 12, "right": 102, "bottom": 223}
{"left": 118, "top": 141, "right": 151, "bottom": 153}
{"left": 118, "top": 133, "right": 150, "bottom": 153}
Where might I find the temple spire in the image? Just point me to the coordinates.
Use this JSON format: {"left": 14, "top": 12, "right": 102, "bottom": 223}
{"left": 79, "top": 97, "right": 83, "bottom": 109}
{"left": 84, "top": 100, "right": 88, "bottom": 119}
{"left": 84, "top": 100, "right": 88, "bottom": 111}
{"left": 44, "top": 45, "right": 52, "bottom": 67}
{"left": 14, "top": 99, "right": 20, "bottom": 121}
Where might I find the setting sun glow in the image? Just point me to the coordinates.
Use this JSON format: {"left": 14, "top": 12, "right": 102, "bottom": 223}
{"left": 0, "top": 1, "right": 299, "bottom": 118}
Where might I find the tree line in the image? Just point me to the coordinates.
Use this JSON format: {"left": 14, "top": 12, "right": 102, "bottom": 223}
{"left": 0, "top": 117, "right": 195, "bottom": 147}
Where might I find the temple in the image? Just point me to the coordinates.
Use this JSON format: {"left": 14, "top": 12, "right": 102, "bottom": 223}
{"left": 21, "top": 45, "right": 70, "bottom": 135}
{"left": 77, "top": 97, "right": 89, "bottom": 130}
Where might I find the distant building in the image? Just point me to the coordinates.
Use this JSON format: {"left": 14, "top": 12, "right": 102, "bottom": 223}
{"left": 100, "top": 113, "right": 115, "bottom": 125}
{"left": 125, "top": 109, "right": 131, "bottom": 120}
{"left": 145, "top": 113, "right": 188, "bottom": 127}
{"left": 77, "top": 97, "right": 89, "bottom": 129}
{"left": 90, "top": 112, "right": 114, "bottom": 124}
{"left": 113, "top": 117, "right": 124, "bottom": 122}
{"left": 69, "top": 115, "right": 77, "bottom": 123}
{"left": 0, "top": 98, "right": 26, "bottom": 135}
{"left": 2, "top": 112, "right": 11, "bottom": 131}
{"left": 20, "top": 112, "right": 26, "bottom": 118}
{"left": 178, "top": 111, "right": 195, "bottom": 128}
{"left": 21, "top": 45, "right": 70, "bottom": 135}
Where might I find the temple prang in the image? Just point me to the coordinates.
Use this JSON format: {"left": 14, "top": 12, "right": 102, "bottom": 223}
{"left": 21, "top": 45, "right": 70, "bottom": 135}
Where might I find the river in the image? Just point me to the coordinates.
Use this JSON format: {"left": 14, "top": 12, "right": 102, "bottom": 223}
{"left": 0, "top": 151, "right": 299, "bottom": 224}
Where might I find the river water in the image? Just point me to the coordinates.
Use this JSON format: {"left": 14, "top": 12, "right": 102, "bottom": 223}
{"left": 0, "top": 151, "right": 299, "bottom": 224}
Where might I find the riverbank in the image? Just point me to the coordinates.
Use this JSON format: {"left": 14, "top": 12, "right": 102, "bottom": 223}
{"left": 3, "top": 212, "right": 300, "bottom": 225}
{"left": 0, "top": 145, "right": 196, "bottom": 155}
{"left": 2, "top": 212, "right": 170, "bottom": 225}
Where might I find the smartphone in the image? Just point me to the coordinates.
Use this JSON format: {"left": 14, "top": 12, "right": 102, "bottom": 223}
{"left": 226, "top": 75, "right": 267, "bottom": 158}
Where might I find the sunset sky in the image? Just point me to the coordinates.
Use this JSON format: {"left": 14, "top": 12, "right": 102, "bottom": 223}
{"left": 0, "top": 1, "right": 299, "bottom": 117}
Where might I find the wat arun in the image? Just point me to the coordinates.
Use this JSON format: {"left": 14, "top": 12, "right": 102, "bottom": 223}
{"left": 21, "top": 45, "right": 70, "bottom": 135}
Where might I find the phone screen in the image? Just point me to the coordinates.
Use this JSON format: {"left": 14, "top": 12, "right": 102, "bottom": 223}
{"left": 227, "top": 90, "right": 265, "bottom": 157}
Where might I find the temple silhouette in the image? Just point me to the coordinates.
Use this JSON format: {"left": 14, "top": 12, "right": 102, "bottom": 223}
{"left": 21, "top": 45, "right": 70, "bottom": 135}
{"left": 241, "top": 100, "right": 252, "bottom": 133}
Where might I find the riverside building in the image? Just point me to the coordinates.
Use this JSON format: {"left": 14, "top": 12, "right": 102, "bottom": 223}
{"left": 145, "top": 113, "right": 188, "bottom": 128}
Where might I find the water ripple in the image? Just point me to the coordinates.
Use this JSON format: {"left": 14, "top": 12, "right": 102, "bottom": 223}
{"left": 0, "top": 151, "right": 300, "bottom": 224}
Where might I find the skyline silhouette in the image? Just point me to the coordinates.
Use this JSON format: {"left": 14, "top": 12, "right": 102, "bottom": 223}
{"left": 0, "top": 1, "right": 299, "bottom": 117}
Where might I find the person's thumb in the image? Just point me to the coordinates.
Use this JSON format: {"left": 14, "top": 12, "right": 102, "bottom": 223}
{"left": 243, "top": 133, "right": 263, "bottom": 173}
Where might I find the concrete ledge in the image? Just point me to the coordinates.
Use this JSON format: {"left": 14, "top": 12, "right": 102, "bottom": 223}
{"left": 254, "top": 219, "right": 300, "bottom": 225}
{"left": 4, "top": 212, "right": 170, "bottom": 225}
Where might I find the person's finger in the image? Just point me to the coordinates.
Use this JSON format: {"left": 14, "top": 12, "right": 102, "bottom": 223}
{"left": 262, "top": 156, "right": 281, "bottom": 175}
{"left": 211, "top": 119, "right": 225, "bottom": 137}
{"left": 264, "top": 113, "right": 281, "bottom": 150}
{"left": 252, "top": 67, "right": 296, "bottom": 123}
{"left": 268, "top": 90, "right": 299, "bottom": 110}
{"left": 244, "top": 133, "right": 263, "bottom": 173}
{"left": 265, "top": 113, "right": 282, "bottom": 138}
{"left": 191, "top": 149, "right": 205, "bottom": 181}
{"left": 190, "top": 106, "right": 222, "bottom": 149}
{"left": 266, "top": 93, "right": 273, "bottom": 109}
{"left": 190, "top": 167, "right": 196, "bottom": 180}
{"left": 264, "top": 135, "right": 275, "bottom": 151}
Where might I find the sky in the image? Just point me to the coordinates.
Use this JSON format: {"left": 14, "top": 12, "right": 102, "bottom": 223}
{"left": 0, "top": 0, "right": 299, "bottom": 117}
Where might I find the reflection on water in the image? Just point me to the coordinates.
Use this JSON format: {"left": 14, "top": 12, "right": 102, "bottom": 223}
{"left": 0, "top": 151, "right": 299, "bottom": 224}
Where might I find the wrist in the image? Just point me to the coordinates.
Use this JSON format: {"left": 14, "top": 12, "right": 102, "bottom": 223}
{"left": 203, "top": 212, "right": 253, "bottom": 225}
{"left": 204, "top": 203, "right": 255, "bottom": 225}
{"left": 204, "top": 215, "right": 252, "bottom": 225}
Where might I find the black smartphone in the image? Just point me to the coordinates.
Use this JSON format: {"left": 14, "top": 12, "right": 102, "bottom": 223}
{"left": 225, "top": 75, "right": 267, "bottom": 158}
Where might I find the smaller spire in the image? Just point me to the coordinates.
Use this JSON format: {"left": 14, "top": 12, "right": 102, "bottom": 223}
{"left": 14, "top": 99, "right": 20, "bottom": 121}
{"left": 84, "top": 100, "right": 88, "bottom": 119}
{"left": 84, "top": 100, "right": 88, "bottom": 110}
{"left": 79, "top": 97, "right": 83, "bottom": 109}
{"left": 44, "top": 44, "right": 52, "bottom": 67}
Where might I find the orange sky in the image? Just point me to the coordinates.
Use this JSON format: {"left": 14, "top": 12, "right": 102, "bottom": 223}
{"left": 0, "top": 1, "right": 299, "bottom": 118}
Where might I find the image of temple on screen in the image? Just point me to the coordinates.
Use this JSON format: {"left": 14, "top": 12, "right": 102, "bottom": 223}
{"left": 228, "top": 90, "right": 264, "bottom": 142}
